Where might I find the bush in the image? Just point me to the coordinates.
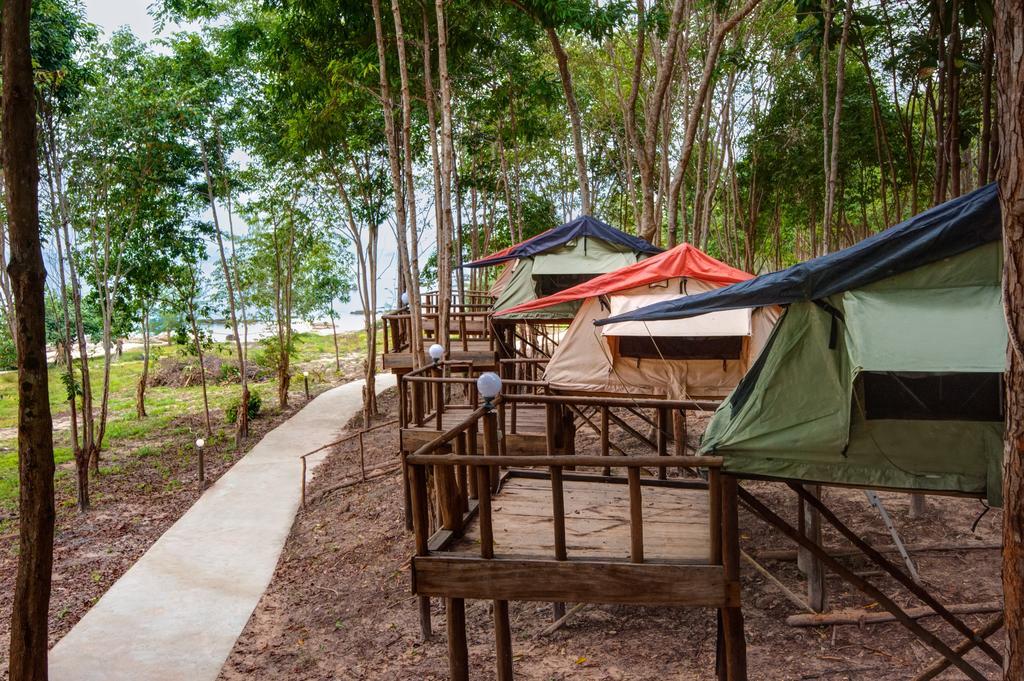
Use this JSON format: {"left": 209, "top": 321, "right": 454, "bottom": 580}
{"left": 226, "top": 391, "right": 262, "bottom": 424}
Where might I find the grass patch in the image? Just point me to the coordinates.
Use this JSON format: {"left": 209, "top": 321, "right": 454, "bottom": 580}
{"left": 0, "top": 329, "right": 368, "bottom": 510}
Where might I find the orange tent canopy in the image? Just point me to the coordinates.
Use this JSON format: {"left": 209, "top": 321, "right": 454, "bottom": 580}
{"left": 494, "top": 243, "right": 752, "bottom": 316}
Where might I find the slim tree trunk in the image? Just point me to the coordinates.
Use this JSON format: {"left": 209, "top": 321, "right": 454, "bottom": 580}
{"left": 545, "top": 27, "right": 590, "bottom": 216}
{"left": 4, "top": 1, "right": 57, "bottom": 677}
{"left": 136, "top": 306, "right": 150, "bottom": 418}
{"left": 201, "top": 142, "right": 248, "bottom": 444}
{"left": 996, "top": 1, "right": 1024, "bottom": 675}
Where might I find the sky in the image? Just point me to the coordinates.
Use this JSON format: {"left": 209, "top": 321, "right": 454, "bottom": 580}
{"left": 77, "top": 0, "right": 405, "bottom": 316}
{"left": 82, "top": 0, "right": 161, "bottom": 42}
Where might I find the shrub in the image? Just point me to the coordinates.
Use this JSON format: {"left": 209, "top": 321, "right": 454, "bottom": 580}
{"left": 226, "top": 391, "right": 262, "bottom": 424}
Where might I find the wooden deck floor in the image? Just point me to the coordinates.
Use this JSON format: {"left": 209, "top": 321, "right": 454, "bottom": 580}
{"left": 450, "top": 475, "right": 712, "bottom": 563}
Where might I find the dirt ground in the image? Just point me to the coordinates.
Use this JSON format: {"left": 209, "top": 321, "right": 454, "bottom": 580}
{"left": 0, "top": 381, "right": 360, "bottom": 679}
{"left": 220, "top": 390, "right": 1004, "bottom": 680}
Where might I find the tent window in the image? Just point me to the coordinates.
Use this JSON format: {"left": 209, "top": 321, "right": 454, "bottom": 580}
{"left": 618, "top": 335, "right": 744, "bottom": 361}
{"left": 535, "top": 273, "right": 595, "bottom": 297}
{"left": 861, "top": 372, "right": 1003, "bottom": 422}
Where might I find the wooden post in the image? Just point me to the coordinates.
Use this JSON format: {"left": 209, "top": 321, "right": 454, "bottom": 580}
{"left": 410, "top": 463, "right": 432, "bottom": 641}
{"left": 434, "top": 378, "right": 444, "bottom": 430}
{"left": 551, "top": 464, "right": 567, "bottom": 621}
{"left": 497, "top": 399, "right": 508, "bottom": 457}
{"left": 545, "top": 403, "right": 557, "bottom": 456}
{"left": 657, "top": 407, "right": 669, "bottom": 480}
{"left": 447, "top": 597, "right": 469, "bottom": 681}
{"left": 412, "top": 379, "right": 424, "bottom": 426}
{"left": 673, "top": 408, "right": 687, "bottom": 459}
{"left": 454, "top": 432, "right": 468, "bottom": 514}
{"left": 628, "top": 466, "right": 644, "bottom": 563}
{"left": 720, "top": 475, "right": 747, "bottom": 681}
{"left": 494, "top": 599, "right": 514, "bottom": 680}
{"left": 801, "top": 484, "right": 827, "bottom": 612}
{"left": 708, "top": 466, "right": 722, "bottom": 564}
{"left": 601, "top": 406, "right": 610, "bottom": 476}
{"left": 401, "top": 451, "right": 413, "bottom": 531}
{"left": 467, "top": 417, "right": 478, "bottom": 500}
{"left": 483, "top": 408, "right": 499, "bottom": 492}
{"left": 476, "top": 465, "right": 494, "bottom": 559}
{"left": 910, "top": 493, "right": 927, "bottom": 518}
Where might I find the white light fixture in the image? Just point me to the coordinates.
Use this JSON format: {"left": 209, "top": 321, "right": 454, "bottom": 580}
{"left": 477, "top": 372, "right": 502, "bottom": 407}
{"left": 401, "top": 291, "right": 409, "bottom": 306}
{"left": 428, "top": 343, "right": 445, "bottom": 363}
{"left": 303, "top": 371, "right": 309, "bottom": 378}
{"left": 196, "top": 438, "right": 205, "bottom": 449}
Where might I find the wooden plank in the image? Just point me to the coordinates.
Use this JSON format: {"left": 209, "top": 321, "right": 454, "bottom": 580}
{"left": 413, "top": 556, "right": 737, "bottom": 607}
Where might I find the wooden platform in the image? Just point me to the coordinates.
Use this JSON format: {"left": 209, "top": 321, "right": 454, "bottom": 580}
{"left": 451, "top": 476, "right": 712, "bottom": 563}
{"left": 412, "top": 471, "right": 734, "bottom": 609}
{"left": 401, "top": 405, "right": 553, "bottom": 455}
{"left": 383, "top": 339, "right": 498, "bottom": 371}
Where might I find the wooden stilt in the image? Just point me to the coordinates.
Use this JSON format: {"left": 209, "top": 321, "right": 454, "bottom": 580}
{"left": 800, "top": 485, "right": 826, "bottom": 612}
{"left": 720, "top": 475, "right": 747, "bottom": 681}
{"left": 909, "top": 493, "right": 927, "bottom": 518}
{"left": 446, "top": 598, "right": 469, "bottom": 681}
{"left": 410, "top": 463, "right": 432, "bottom": 641}
{"left": 551, "top": 464, "right": 567, "bottom": 621}
{"left": 494, "top": 599, "right": 514, "bottom": 681}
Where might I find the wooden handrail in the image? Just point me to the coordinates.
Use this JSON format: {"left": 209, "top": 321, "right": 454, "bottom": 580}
{"left": 504, "top": 393, "right": 720, "bottom": 411}
{"left": 407, "top": 453, "right": 723, "bottom": 468}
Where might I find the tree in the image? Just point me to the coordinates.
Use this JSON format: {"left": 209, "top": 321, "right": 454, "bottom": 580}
{"left": 996, "top": 0, "right": 1024, "bottom": 674}
{"left": 4, "top": 0, "right": 56, "bottom": 677}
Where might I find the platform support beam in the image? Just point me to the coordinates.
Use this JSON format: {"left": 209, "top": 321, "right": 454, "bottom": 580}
{"left": 446, "top": 598, "right": 468, "bottom": 681}
{"left": 719, "top": 475, "right": 747, "bottom": 681}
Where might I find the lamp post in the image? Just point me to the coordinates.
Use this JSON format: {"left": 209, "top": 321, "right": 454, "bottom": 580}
{"left": 303, "top": 371, "right": 310, "bottom": 400}
{"left": 196, "top": 438, "right": 205, "bottom": 489}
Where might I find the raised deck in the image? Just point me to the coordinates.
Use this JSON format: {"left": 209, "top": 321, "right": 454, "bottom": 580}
{"left": 405, "top": 398, "right": 747, "bottom": 680}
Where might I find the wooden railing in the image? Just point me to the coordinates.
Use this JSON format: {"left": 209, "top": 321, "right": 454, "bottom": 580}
{"left": 397, "top": 361, "right": 548, "bottom": 432}
{"left": 382, "top": 307, "right": 495, "bottom": 355}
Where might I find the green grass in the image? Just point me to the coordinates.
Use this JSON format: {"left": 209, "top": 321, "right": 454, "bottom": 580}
{"left": 0, "top": 329, "right": 371, "bottom": 510}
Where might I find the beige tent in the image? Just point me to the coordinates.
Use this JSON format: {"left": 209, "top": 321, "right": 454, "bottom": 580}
{"left": 496, "top": 244, "right": 780, "bottom": 399}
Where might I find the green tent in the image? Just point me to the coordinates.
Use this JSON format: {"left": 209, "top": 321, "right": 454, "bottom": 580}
{"left": 597, "top": 184, "right": 1005, "bottom": 504}
{"left": 464, "top": 215, "right": 662, "bottom": 321}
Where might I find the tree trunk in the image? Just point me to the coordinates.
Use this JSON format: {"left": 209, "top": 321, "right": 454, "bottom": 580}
{"left": 997, "top": 1, "right": 1024, "bottom": 675}
{"left": 547, "top": 27, "right": 590, "bottom": 216}
{"left": 202, "top": 142, "right": 248, "bottom": 444}
{"left": 136, "top": 308, "right": 150, "bottom": 418}
{"left": 435, "top": 0, "right": 455, "bottom": 349}
{"left": 4, "top": 1, "right": 57, "bottom": 677}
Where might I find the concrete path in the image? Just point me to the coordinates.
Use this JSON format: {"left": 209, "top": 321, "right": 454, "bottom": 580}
{"left": 49, "top": 375, "right": 396, "bottom": 681}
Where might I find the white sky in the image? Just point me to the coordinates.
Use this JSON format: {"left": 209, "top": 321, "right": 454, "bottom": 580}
{"left": 82, "top": 0, "right": 161, "bottom": 42}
